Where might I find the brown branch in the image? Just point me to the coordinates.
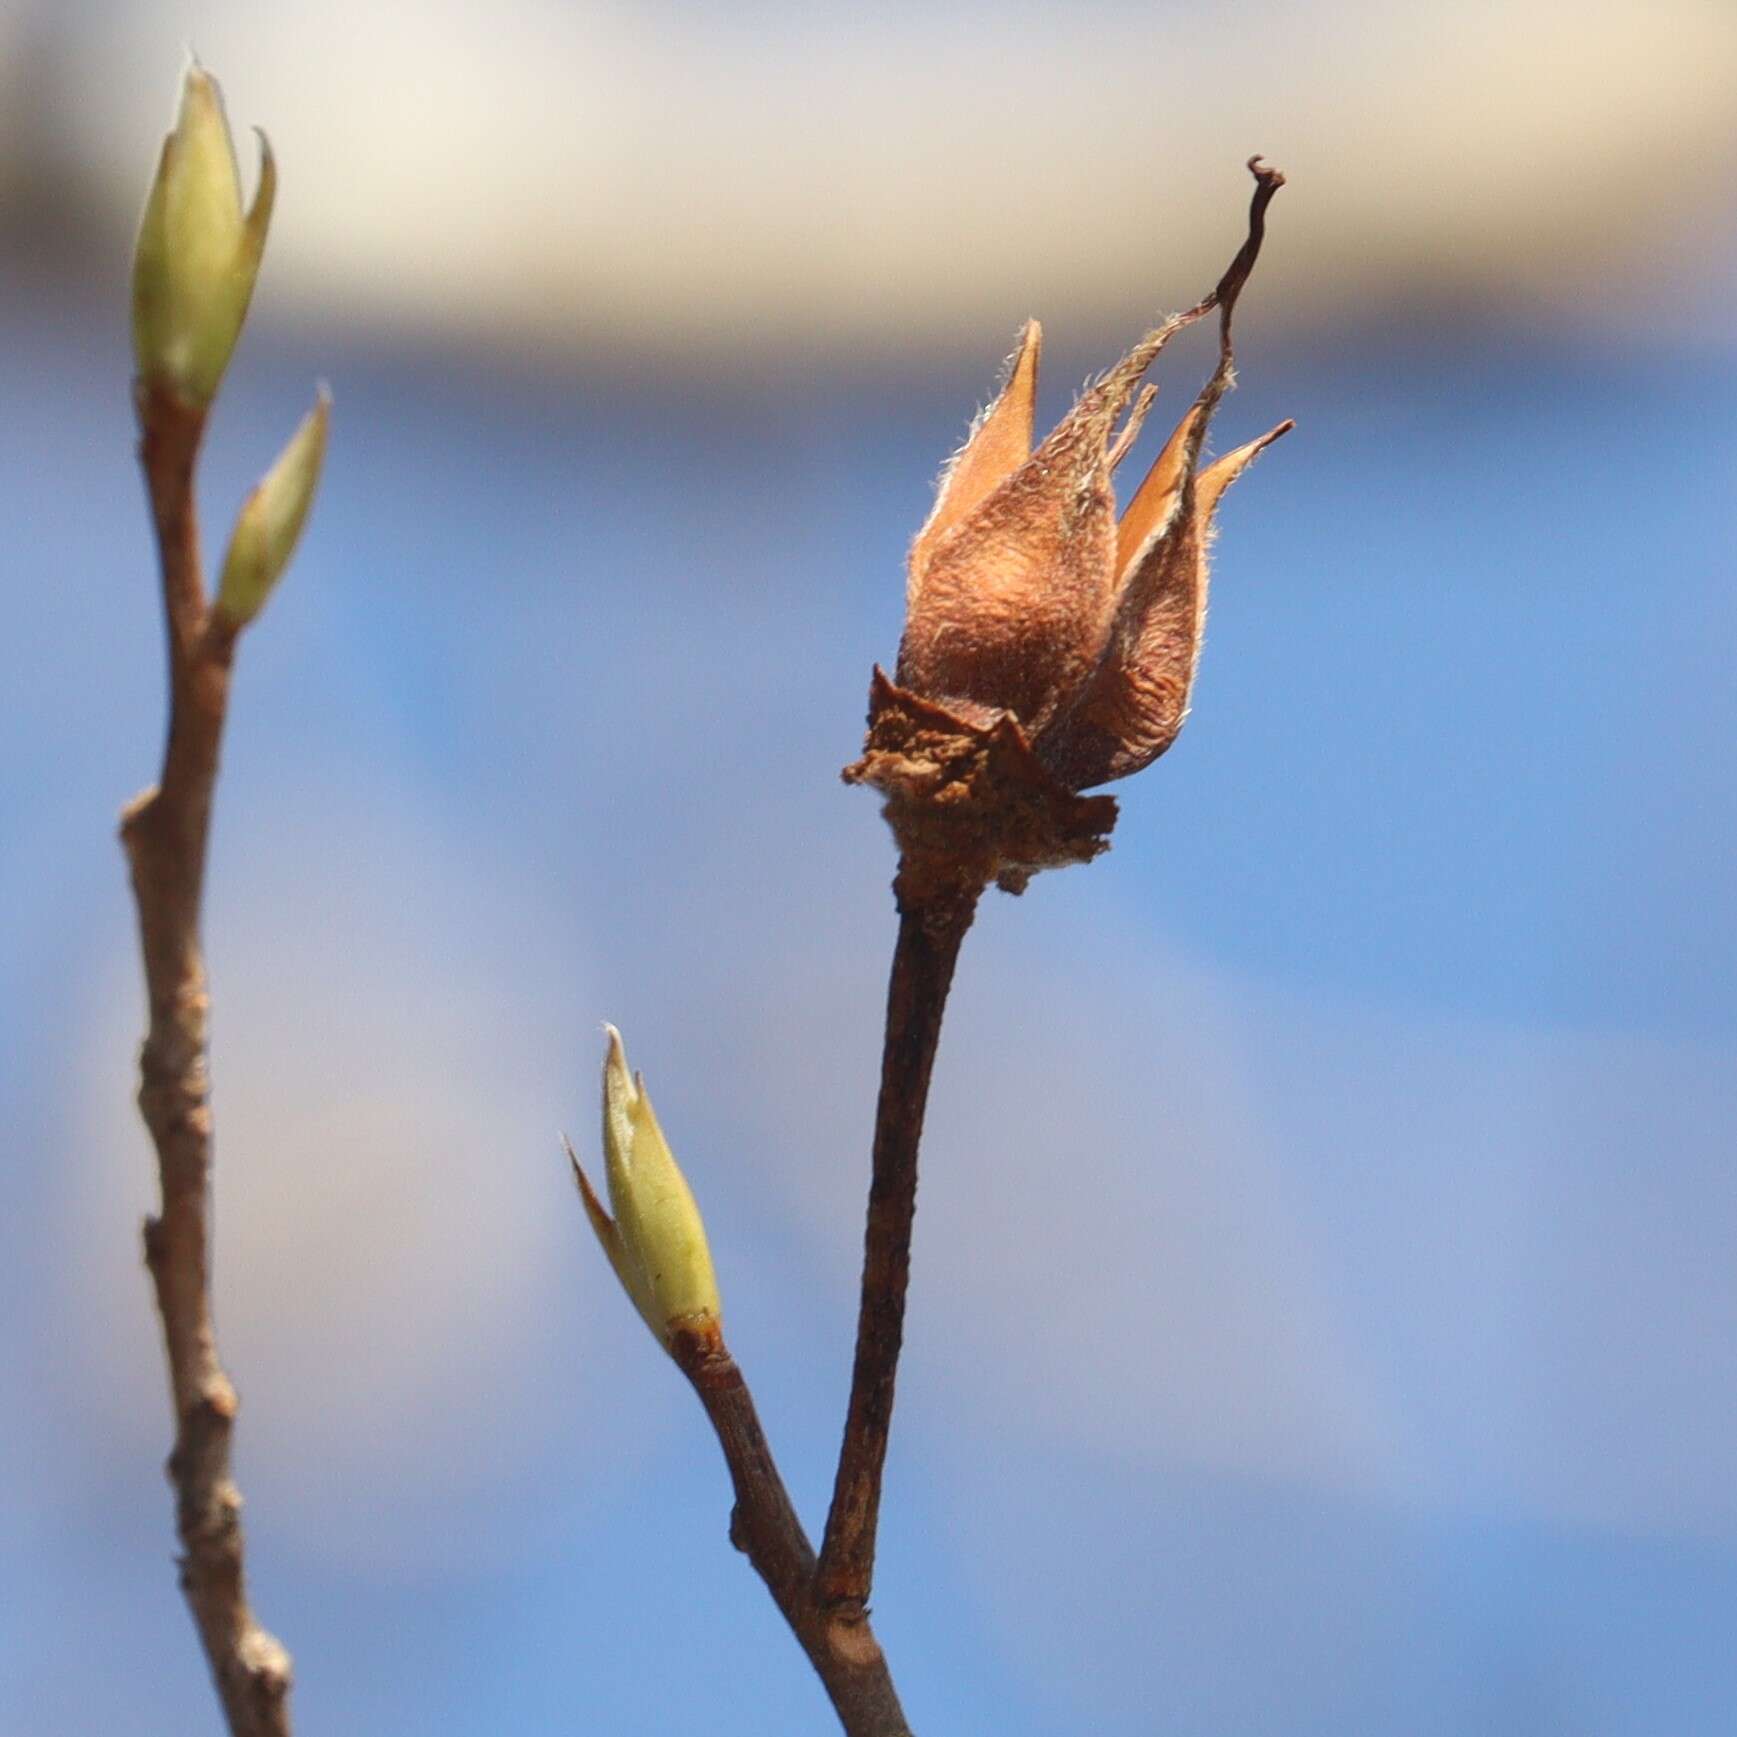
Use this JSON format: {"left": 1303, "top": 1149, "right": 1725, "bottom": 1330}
{"left": 817, "top": 877, "right": 979, "bottom": 1615}
{"left": 614, "top": 858, "right": 972, "bottom": 1734}
{"left": 669, "top": 1329, "right": 913, "bottom": 1737}
{"left": 119, "top": 381, "right": 293, "bottom": 1737}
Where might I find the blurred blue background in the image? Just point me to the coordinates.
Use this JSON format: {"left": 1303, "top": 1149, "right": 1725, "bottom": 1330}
{"left": 3, "top": 0, "right": 1737, "bottom": 1731}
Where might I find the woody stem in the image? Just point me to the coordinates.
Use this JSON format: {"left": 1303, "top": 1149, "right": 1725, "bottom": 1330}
{"left": 670, "top": 1332, "right": 913, "bottom": 1737}
{"left": 818, "top": 878, "right": 980, "bottom": 1615}
{"left": 122, "top": 382, "right": 294, "bottom": 1737}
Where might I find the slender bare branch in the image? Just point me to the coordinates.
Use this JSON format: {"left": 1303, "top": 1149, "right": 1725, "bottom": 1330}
{"left": 669, "top": 1329, "right": 913, "bottom": 1737}
{"left": 120, "top": 380, "right": 293, "bottom": 1737}
{"left": 818, "top": 880, "right": 978, "bottom": 1615}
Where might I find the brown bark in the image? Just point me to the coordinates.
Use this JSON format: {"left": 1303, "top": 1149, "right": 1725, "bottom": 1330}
{"left": 120, "top": 383, "right": 293, "bottom": 1737}
{"left": 671, "top": 1331, "right": 913, "bottom": 1737}
{"left": 817, "top": 880, "right": 978, "bottom": 1616}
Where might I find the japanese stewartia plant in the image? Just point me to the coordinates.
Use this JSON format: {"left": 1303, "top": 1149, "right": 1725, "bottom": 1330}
{"left": 120, "top": 60, "right": 335, "bottom": 1737}
{"left": 113, "top": 52, "right": 1293, "bottom": 1737}
{"left": 562, "top": 159, "right": 1292, "bottom": 1737}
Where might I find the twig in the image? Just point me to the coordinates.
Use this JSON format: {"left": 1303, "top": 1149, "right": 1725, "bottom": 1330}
{"left": 569, "top": 1038, "right": 916, "bottom": 1733}
{"left": 813, "top": 160, "right": 1289, "bottom": 1623}
{"left": 668, "top": 1329, "right": 913, "bottom": 1737}
{"left": 574, "top": 153, "right": 1288, "bottom": 1733}
{"left": 818, "top": 880, "right": 979, "bottom": 1615}
{"left": 119, "top": 381, "right": 293, "bottom": 1737}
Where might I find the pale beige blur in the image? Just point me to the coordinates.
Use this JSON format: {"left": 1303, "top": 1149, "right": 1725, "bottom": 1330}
{"left": 19, "top": 0, "right": 1737, "bottom": 356}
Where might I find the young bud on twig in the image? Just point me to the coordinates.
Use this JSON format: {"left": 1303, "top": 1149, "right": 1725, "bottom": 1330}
{"left": 131, "top": 61, "right": 276, "bottom": 407}
{"left": 566, "top": 1027, "right": 723, "bottom": 1353}
{"left": 216, "top": 389, "right": 331, "bottom": 628}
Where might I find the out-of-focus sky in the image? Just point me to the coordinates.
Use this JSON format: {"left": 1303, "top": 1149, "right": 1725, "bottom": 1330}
{"left": 3, "top": 1, "right": 1736, "bottom": 1733}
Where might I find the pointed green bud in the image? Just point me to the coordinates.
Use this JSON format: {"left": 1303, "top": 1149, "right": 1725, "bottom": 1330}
{"left": 216, "top": 389, "right": 331, "bottom": 628}
{"left": 565, "top": 1027, "right": 723, "bottom": 1351}
{"left": 131, "top": 62, "right": 276, "bottom": 406}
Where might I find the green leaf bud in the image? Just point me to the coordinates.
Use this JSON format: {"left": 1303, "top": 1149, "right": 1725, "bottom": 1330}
{"left": 216, "top": 388, "right": 331, "bottom": 628}
{"left": 131, "top": 62, "right": 276, "bottom": 407}
{"left": 566, "top": 1027, "right": 723, "bottom": 1351}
